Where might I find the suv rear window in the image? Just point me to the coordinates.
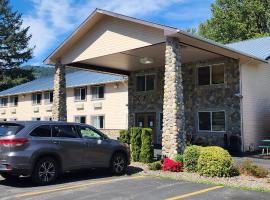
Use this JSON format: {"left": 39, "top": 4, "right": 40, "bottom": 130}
{"left": 0, "top": 123, "right": 24, "bottom": 136}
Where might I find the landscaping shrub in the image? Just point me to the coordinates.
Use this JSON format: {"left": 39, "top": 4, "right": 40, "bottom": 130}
{"left": 139, "top": 128, "right": 154, "bottom": 163}
{"left": 183, "top": 145, "right": 202, "bottom": 172}
{"left": 130, "top": 127, "right": 142, "bottom": 162}
{"left": 162, "top": 158, "right": 183, "bottom": 172}
{"left": 239, "top": 159, "right": 269, "bottom": 178}
{"left": 148, "top": 161, "right": 162, "bottom": 171}
{"left": 197, "top": 146, "right": 233, "bottom": 177}
{"left": 119, "top": 129, "right": 130, "bottom": 144}
{"left": 173, "top": 154, "right": 184, "bottom": 163}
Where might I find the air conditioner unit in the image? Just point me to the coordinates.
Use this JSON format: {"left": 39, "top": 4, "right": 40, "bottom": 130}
{"left": 94, "top": 102, "right": 102, "bottom": 109}
{"left": 76, "top": 104, "right": 84, "bottom": 110}
{"left": 11, "top": 108, "right": 16, "bottom": 114}
{"left": 33, "top": 107, "right": 39, "bottom": 113}
{"left": 46, "top": 106, "right": 52, "bottom": 112}
{"left": 0, "top": 109, "right": 6, "bottom": 115}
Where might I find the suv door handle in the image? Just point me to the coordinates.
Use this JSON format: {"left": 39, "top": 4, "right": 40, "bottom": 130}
{"left": 52, "top": 140, "right": 60, "bottom": 144}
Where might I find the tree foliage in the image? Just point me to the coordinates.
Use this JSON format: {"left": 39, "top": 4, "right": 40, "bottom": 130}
{"left": 198, "top": 0, "right": 270, "bottom": 43}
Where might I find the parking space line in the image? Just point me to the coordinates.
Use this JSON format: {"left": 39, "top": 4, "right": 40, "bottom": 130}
{"left": 15, "top": 175, "right": 144, "bottom": 198}
{"left": 165, "top": 185, "right": 224, "bottom": 200}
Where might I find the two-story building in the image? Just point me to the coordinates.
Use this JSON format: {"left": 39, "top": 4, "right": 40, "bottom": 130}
{"left": 0, "top": 70, "right": 128, "bottom": 138}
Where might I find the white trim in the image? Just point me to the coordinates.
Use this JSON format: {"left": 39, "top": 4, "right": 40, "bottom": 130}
{"left": 197, "top": 110, "right": 226, "bottom": 132}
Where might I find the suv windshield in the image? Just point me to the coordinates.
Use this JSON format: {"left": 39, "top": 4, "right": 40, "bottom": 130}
{"left": 0, "top": 123, "right": 24, "bottom": 136}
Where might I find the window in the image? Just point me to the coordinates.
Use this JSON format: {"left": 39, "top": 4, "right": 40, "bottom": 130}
{"left": 91, "top": 115, "right": 104, "bottom": 129}
{"left": 198, "top": 64, "right": 224, "bottom": 86}
{"left": 0, "top": 123, "right": 24, "bottom": 136}
{"left": 44, "top": 91, "right": 53, "bottom": 104}
{"left": 136, "top": 74, "right": 155, "bottom": 91}
{"left": 32, "top": 117, "right": 41, "bottom": 121}
{"left": 30, "top": 125, "right": 51, "bottom": 137}
{"left": 91, "top": 85, "right": 104, "bottom": 100}
{"left": 74, "top": 87, "right": 86, "bottom": 101}
{"left": 160, "top": 113, "right": 163, "bottom": 131}
{"left": 52, "top": 125, "right": 79, "bottom": 138}
{"left": 75, "top": 116, "right": 86, "bottom": 124}
{"left": 10, "top": 96, "right": 18, "bottom": 107}
{"left": 198, "top": 111, "right": 225, "bottom": 132}
{"left": 32, "top": 93, "right": 42, "bottom": 105}
{"left": 79, "top": 126, "right": 102, "bottom": 139}
{"left": 0, "top": 97, "right": 8, "bottom": 107}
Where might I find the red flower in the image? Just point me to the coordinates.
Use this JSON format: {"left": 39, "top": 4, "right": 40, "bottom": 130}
{"left": 162, "top": 158, "right": 183, "bottom": 172}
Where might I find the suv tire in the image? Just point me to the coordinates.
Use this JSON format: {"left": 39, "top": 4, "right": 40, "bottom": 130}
{"left": 0, "top": 173, "right": 19, "bottom": 181}
{"left": 110, "top": 152, "right": 127, "bottom": 175}
{"left": 32, "top": 157, "right": 59, "bottom": 185}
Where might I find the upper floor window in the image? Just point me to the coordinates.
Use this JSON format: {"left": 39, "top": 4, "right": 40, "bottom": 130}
{"left": 0, "top": 97, "right": 8, "bottom": 107}
{"left": 136, "top": 74, "right": 155, "bottom": 92}
{"left": 32, "top": 93, "right": 42, "bottom": 105}
{"left": 91, "top": 115, "right": 104, "bottom": 129}
{"left": 44, "top": 91, "right": 53, "bottom": 104}
{"left": 10, "top": 96, "right": 18, "bottom": 107}
{"left": 198, "top": 111, "right": 225, "bottom": 132}
{"left": 197, "top": 64, "right": 225, "bottom": 86}
{"left": 91, "top": 85, "right": 104, "bottom": 100}
{"left": 74, "top": 87, "right": 86, "bottom": 101}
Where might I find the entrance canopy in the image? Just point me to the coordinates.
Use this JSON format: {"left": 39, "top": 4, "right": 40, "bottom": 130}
{"left": 44, "top": 9, "right": 267, "bottom": 75}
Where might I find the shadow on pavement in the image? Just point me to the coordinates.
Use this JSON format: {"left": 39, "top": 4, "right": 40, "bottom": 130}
{"left": 0, "top": 166, "right": 143, "bottom": 188}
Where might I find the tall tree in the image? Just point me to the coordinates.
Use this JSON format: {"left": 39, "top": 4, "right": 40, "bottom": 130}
{"left": 0, "top": 0, "right": 34, "bottom": 91}
{"left": 198, "top": 0, "right": 270, "bottom": 44}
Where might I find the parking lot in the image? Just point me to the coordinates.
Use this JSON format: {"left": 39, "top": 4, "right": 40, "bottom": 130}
{"left": 0, "top": 168, "right": 269, "bottom": 200}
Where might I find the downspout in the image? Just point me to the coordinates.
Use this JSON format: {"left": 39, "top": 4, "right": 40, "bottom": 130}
{"left": 239, "top": 61, "right": 244, "bottom": 152}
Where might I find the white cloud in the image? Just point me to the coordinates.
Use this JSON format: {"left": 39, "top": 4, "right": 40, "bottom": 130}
{"left": 22, "top": 0, "right": 187, "bottom": 60}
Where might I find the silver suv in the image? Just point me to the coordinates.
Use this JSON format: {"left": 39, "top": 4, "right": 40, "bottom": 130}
{"left": 0, "top": 121, "right": 130, "bottom": 185}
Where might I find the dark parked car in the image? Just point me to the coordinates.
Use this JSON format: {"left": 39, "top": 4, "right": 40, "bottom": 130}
{"left": 0, "top": 121, "right": 130, "bottom": 185}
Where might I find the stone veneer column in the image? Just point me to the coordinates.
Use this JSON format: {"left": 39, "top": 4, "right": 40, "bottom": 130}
{"left": 162, "top": 37, "right": 185, "bottom": 158}
{"left": 52, "top": 62, "right": 67, "bottom": 121}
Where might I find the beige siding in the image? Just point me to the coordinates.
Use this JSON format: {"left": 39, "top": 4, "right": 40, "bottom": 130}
{"left": 241, "top": 61, "right": 270, "bottom": 151}
{"left": 0, "top": 81, "right": 128, "bottom": 131}
{"left": 61, "top": 16, "right": 165, "bottom": 64}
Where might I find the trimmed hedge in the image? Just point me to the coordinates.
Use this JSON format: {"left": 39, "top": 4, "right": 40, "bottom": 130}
{"left": 173, "top": 154, "right": 184, "bottom": 163}
{"left": 140, "top": 128, "right": 154, "bottom": 163}
{"left": 130, "top": 127, "right": 142, "bottom": 161}
{"left": 197, "top": 146, "right": 233, "bottom": 177}
{"left": 119, "top": 129, "right": 130, "bottom": 144}
{"left": 183, "top": 145, "right": 202, "bottom": 172}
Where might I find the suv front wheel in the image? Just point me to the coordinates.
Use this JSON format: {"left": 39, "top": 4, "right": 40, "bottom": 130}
{"left": 110, "top": 152, "right": 127, "bottom": 175}
{"left": 32, "top": 157, "right": 59, "bottom": 185}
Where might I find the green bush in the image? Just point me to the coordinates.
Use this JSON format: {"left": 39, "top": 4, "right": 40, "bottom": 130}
{"left": 140, "top": 128, "right": 154, "bottom": 163}
{"left": 183, "top": 145, "right": 202, "bottom": 172}
{"left": 119, "top": 130, "right": 130, "bottom": 144}
{"left": 148, "top": 161, "right": 162, "bottom": 171}
{"left": 130, "top": 127, "right": 142, "bottom": 162}
{"left": 239, "top": 159, "right": 269, "bottom": 178}
{"left": 197, "top": 146, "right": 233, "bottom": 177}
{"left": 173, "top": 154, "right": 184, "bottom": 163}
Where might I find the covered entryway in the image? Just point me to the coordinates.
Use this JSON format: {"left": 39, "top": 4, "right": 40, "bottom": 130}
{"left": 44, "top": 9, "right": 265, "bottom": 157}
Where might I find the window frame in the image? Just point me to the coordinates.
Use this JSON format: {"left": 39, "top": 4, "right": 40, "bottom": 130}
{"left": 74, "top": 115, "right": 87, "bottom": 124}
{"left": 9, "top": 95, "right": 18, "bottom": 107}
{"left": 136, "top": 74, "right": 156, "bottom": 92}
{"left": 159, "top": 112, "right": 163, "bottom": 131}
{"left": 44, "top": 91, "right": 53, "bottom": 104}
{"left": 32, "top": 93, "right": 42, "bottom": 105}
{"left": 197, "top": 63, "right": 225, "bottom": 86}
{"left": 91, "top": 85, "right": 105, "bottom": 100}
{"left": 197, "top": 110, "right": 226, "bottom": 132}
{"left": 0, "top": 97, "right": 8, "bottom": 107}
{"left": 90, "top": 115, "right": 105, "bottom": 129}
{"left": 74, "top": 87, "right": 87, "bottom": 102}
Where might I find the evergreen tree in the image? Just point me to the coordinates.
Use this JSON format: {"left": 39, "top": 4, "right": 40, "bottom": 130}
{"left": 198, "top": 0, "right": 270, "bottom": 43}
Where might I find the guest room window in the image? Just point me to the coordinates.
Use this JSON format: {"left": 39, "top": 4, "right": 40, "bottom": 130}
{"left": 136, "top": 74, "right": 155, "bottom": 91}
{"left": 198, "top": 64, "right": 225, "bottom": 86}
{"left": 91, "top": 85, "right": 104, "bottom": 100}
{"left": 74, "top": 87, "right": 86, "bottom": 101}
{"left": 32, "top": 93, "right": 42, "bottom": 105}
{"left": 198, "top": 111, "right": 225, "bottom": 132}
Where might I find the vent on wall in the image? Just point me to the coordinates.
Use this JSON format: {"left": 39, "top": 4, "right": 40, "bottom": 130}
{"left": 10, "top": 108, "right": 16, "bottom": 114}
{"left": 46, "top": 106, "right": 52, "bottom": 112}
{"left": 0, "top": 109, "right": 6, "bottom": 115}
{"left": 33, "top": 107, "right": 39, "bottom": 113}
{"left": 94, "top": 102, "right": 102, "bottom": 109}
{"left": 76, "top": 104, "right": 84, "bottom": 110}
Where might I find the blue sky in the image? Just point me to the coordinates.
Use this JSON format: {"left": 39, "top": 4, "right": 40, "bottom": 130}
{"left": 9, "top": 0, "right": 214, "bottom": 66}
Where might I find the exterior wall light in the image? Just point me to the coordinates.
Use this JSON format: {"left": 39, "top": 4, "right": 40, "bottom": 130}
{"left": 140, "top": 57, "right": 154, "bottom": 65}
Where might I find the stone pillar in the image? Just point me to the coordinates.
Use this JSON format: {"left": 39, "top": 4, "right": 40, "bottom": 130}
{"left": 162, "top": 37, "right": 185, "bottom": 158}
{"left": 52, "top": 62, "right": 67, "bottom": 121}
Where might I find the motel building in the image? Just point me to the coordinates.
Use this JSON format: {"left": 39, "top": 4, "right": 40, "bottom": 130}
{"left": 0, "top": 70, "right": 128, "bottom": 139}
{"left": 2, "top": 9, "right": 270, "bottom": 157}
